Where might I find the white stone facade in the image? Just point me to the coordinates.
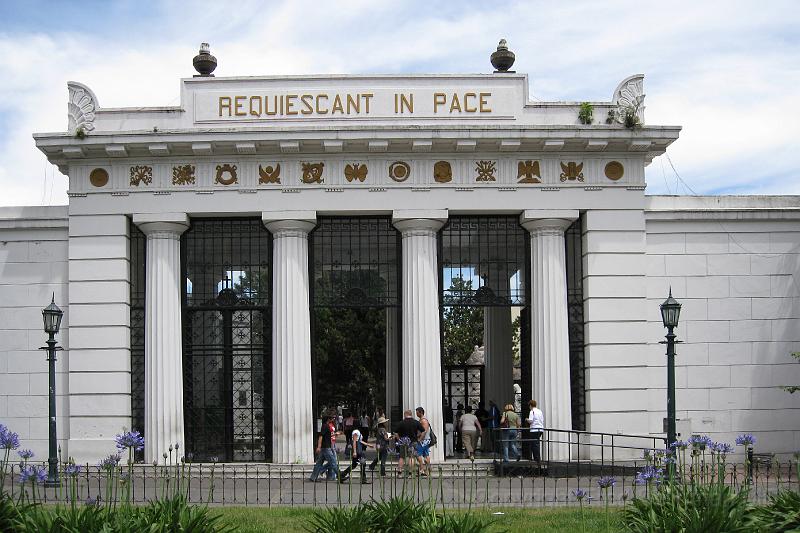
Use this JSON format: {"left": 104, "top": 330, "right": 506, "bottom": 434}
{"left": 0, "top": 72, "right": 796, "bottom": 463}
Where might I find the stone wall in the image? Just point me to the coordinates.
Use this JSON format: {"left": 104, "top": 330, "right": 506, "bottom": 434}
{"left": 643, "top": 196, "right": 800, "bottom": 456}
{"left": 0, "top": 206, "right": 69, "bottom": 457}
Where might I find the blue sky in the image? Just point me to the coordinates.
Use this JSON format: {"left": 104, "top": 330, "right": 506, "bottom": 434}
{"left": 0, "top": 0, "right": 798, "bottom": 205}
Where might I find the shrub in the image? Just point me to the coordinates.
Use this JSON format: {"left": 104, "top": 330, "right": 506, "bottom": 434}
{"left": 621, "top": 483, "right": 751, "bottom": 533}
{"left": 747, "top": 490, "right": 800, "bottom": 532}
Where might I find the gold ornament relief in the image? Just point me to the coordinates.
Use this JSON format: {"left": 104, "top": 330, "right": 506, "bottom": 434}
{"left": 433, "top": 161, "right": 452, "bottom": 183}
{"left": 559, "top": 162, "right": 584, "bottom": 182}
{"left": 475, "top": 160, "right": 497, "bottom": 182}
{"left": 172, "top": 165, "right": 196, "bottom": 185}
{"left": 517, "top": 160, "right": 542, "bottom": 183}
{"left": 604, "top": 161, "right": 624, "bottom": 181}
{"left": 215, "top": 164, "right": 238, "bottom": 185}
{"left": 258, "top": 163, "right": 281, "bottom": 184}
{"left": 301, "top": 162, "right": 324, "bottom": 184}
{"left": 388, "top": 161, "right": 411, "bottom": 182}
{"left": 130, "top": 165, "right": 153, "bottom": 186}
{"left": 344, "top": 163, "right": 368, "bottom": 182}
{"left": 89, "top": 168, "right": 109, "bottom": 187}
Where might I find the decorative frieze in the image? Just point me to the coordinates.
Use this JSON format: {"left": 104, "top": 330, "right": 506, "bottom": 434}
{"left": 71, "top": 156, "right": 642, "bottom": 194}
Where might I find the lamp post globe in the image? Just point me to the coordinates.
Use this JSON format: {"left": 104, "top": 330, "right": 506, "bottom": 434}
{"left": 660, "top": 288, "right": 681, "bottom": 450}
{"left": 41, "top": 293, "right": 63, "bottom": 486}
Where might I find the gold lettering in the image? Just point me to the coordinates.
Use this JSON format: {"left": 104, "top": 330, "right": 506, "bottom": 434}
{"left": 286, "top": 94, "right": 298, "bottom": 115}
{"left": 464, "top": 92, "right": 477, "bottom": 112}
{"left": 219, "top": 96, "right": 232, "bottom": 117}
{"left": 234, "top": 96, "right": 246, "bottom": 116}
{"left": 316, "top": 94, "right": 329, "bottom": 114}
{"left": 332, "top": 94, "right": 344, "bottom": 114}
{"left": 449, "top": 93, "right": 462, "bottom": 113}
{"left": 300, "top": 94, "right": 314, "bottom": 114}
{"left": 479, "top": 92, "right": 492, "bottom": 113}
{"left": 400, "top": 93, "right": 413, "bottom": 113}
{"left": 279, "top": 95, "right": 284, "bottom": 115}
{"left": 346, "top": 94, "right": 360, "bottom": 114}
{"left": 362, "top": 93, "right": 373, "bottom": 114}
{"left": 394, "top": 93, "right": 399, "bottom": 114}
{"left": 265, "top": 95, "right": 278, "bottom": 116}
{"left": 249, "top": 96, "right": 262, "bottom": 116}
{"left": 433, "top": 93, "right": 446, "bottom": 113}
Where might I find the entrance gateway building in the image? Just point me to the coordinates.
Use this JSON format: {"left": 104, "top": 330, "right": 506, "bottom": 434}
{"left": 3, "top": 44, "right": 798, "bottom": 464}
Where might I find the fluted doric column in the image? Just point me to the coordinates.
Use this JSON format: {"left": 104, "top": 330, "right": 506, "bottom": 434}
{"left": 484, "top": 306, "right": 514, "bottom": 408}
{"left": 393, "top": 210, "right": 447, "bottom": 462}
{"left": 521, "top": 210, "right": 578, "bottom": 461}
{"left": 133, "top": 213, "right": 189, "bottom": 464}
{"left": 385, "top": 307, "right": 400, "bottom": 419}
{"left": 263, "top": 212, "right": 316, "bottom": 463}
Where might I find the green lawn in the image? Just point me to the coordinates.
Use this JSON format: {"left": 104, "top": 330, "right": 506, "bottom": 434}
{"left": 215, "top": 505, "right": 623, "bottom": 532}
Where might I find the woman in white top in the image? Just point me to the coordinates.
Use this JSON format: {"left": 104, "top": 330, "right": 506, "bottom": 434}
{"left": 527, "top": 400, "right": 544, "bottom": 464}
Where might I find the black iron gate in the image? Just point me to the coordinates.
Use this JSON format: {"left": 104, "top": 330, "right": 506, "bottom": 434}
{"left": 181, "top": 218, "right": 272, "bottom": 462}
{"left": 438, "top": 215, "right": 530, "bottom": 417}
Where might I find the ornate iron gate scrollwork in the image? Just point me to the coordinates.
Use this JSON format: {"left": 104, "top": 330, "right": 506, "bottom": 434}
{"left": 181, "top": 219, "right": 272, "bottom": 462}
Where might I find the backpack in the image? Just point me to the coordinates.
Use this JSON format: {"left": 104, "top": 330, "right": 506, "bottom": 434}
{"left": 424, "top": 418, "right": 438, "bottom": 447}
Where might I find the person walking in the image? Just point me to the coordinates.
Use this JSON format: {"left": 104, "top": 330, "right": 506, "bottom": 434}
{"left": 454, "top": 403, "right": 464, "bottom": 453}
{"left": 444, "top": 403, "right": 454, "bottom": 458}
{"left": 339, "top": 426, "right": 374, "bottom": 484}
{"left": 458, "top": 405, "right": 481, "bottom": 460}
{"left": 500, "top": 403, "right": 521, "bottom": 462}
{"left": 415, "top": 406, "right": 433, "bottom": 476}
{"left": 360, "top": 411, "right": 371, "bottom": 442}
{"left": 475, "top": 402, "right": 490, "bottom": 453}
{"left": 393, "top": 409, "right": 423, "bottom": 477}
{"left": 308, "top": 413, "right": 339, "bottom": 482}
{"left": 343, "top": 412, "right": 355, "bottom": 455}
{"left": 526, "top": 399, "right": 544, "bottom": 464}
{"left": 369, "top": 416, "right": 392, "bottom": 476}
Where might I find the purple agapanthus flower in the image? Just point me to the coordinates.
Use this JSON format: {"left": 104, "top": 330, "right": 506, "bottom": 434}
{"left": 64, "top": 464, "right": 82, "bottom": 477}
{"left": 670, "top": 440, "right": 688, "bottom": 450}
{"left": 735, "top": 434, "right": 756, "bottom": 447}
{"left": 19, "top": 465, "right": 47, "bottom": 484}
{"left": 572, "top": 488, "right": 590, "bottom": 501}
{"left": 0, "top": 427, "right": 20, "bottom": 450}
{"left": 688, "top": 435, "right": 713, "bottom": 450}
{"left": 711, "top": 442, "right": 733, "bottom": 456}
{"left": 17, "top": 449, "right": 34, "bottom": 460}
{"left": 642, "top": 449, "right": 653, "bottom": 461}
{"left": 115, "top": 430, "right": 145, "bottom": 452}
{"left": 85, "top": 495, "right": 100, "bottom": 507}
{"left": 98, "top": 453, "right": 122, "bottom": 471}
{"left": 597, "top": 476, "right": 617, "bottom": 489}
{"left": 635, "top": 465, "right": 663, "bottom": 485}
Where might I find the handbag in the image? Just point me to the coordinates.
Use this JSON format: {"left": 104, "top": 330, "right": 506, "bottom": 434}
{"left": 429, "top": 428, "right": 438, "bottom": 447}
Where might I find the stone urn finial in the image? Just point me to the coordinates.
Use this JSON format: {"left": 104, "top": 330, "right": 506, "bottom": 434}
{"left": 490, "top": 39, "right": 515, "bottom": 73}
{"left": 193, "top": 42, "right": 217, "bottom": 77}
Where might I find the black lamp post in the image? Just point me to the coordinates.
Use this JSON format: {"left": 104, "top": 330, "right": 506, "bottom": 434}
{"left": 660, "top": 288, "right": 681, "bottom": 448}
{"left": 41, "top": 294, "right": 64, "bottom": 486}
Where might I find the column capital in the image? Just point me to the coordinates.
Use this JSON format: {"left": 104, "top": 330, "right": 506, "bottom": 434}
{"left": 262, "top": 211, "right": 316, "bottom": 238}
{"left": 392, "top": 209, "right": 448, "bottom": 235}
{"left": 520, "top": 210, "right": 579, "bottom": 234}
{"left": 133, "top": 213, "right": 189, "bottom": 237}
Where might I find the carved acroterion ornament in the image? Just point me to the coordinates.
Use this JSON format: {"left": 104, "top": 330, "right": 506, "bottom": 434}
{"left": 517, "top": 160, "right": 542, "bottom": 183}
{"left": 559, "top": 162, "right": 584, "bottom": 182}
{"left": 605, "top": 161, "right": 624, "bottom": 181}
{"left": 258, "top": 163, "right": 281, "bottom": 184}
{"left": 433, "top": 161, "right": 452, "bottom": 183}
{"left": 475, "top": 160, "right": 497, "bottom": 182}
{"left": 89, "top": 168, "right": 109, "bottom": 187}
{"left": 172, "top": 165, "right": 196, "bottom": 185}
{"left": 67, "top": 82, "right": 97, "bottom": 136}
{"left": 612, "top": 74, "right": 645, "bottom": 125}
{"left": 344, "top": 163, "right": 368, "bottom": 182}
{"left": 389, "top": 161, "right": 411, "bottom": 182}
{"left": 130, "top": 165, "right": 153, "bottom": 186}
{"left": 301, "top": 162, "right": 324, "bottom": 184}
{"left": 215, "top": 164, "right": 237, "bottom": 185}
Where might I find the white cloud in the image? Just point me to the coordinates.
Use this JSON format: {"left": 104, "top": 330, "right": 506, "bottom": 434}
{"left": 0, "top": 0, "right": 798, "bottom": 206}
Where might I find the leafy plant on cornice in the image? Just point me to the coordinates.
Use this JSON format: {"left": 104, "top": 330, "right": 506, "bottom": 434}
{"left": 622, "top": 103, "right": 642, "bottom": 129}
{"left": 578, "top": 102, "right": 594, "bottom": 125}
{"left": 75, "top": 126, "right": 87, "bottom": 140}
